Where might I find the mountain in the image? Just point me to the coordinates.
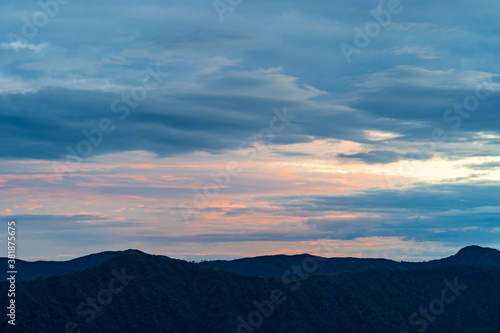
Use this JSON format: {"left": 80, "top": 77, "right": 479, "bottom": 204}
{"left": 3, "top": 250, "right": 500, "bottom": 332}
{"left": 198, "top": 253, "right": 407, "bottom": 277}
{"left": 198, "top": 245, "right": 500, "bottom": 277}
{"left": 0, "top": 250, "right": 133, "bottom": 281}
{"left": 422, "top": 245, "right": 500, "bottom": 267}
{"left": 4, "top": 245, "right": 499, "bottom": 281}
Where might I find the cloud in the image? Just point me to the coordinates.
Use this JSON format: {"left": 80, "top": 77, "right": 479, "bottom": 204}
{"left": 392, "top": 46, "right": 442, "bottom": 59}
{"left": 261, "top": 182, "right": 500, "bottom": 243}
{"left": 269, "top": 182, "right": 500, "bottom": 213}
{"left": 2, "top": 0, "right": 500, "bottom": 260}
{"left": 358, "top": 66, "right": 497, "bottom": 91}
{"left": 465, "top": 161, "right": 500, "bottom": 170}
{"left": 2, "top": 214, "right": 143, "bottom": 230}
{"left": 1, "top": 2, "right": 499, "bottom": 165}
{"left": 0, "top": 42, "right": 46, "bottom": 52}
{"left": 388, "top": 22, "right": 438, "bottom": 31}
{"left": 337, "top": 150, "right": 431, "bottom": 164}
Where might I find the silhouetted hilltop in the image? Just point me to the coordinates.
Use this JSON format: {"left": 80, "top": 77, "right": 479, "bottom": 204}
{"left": 198, "top": 253, "right": 406, "bottom": 277}
{"left": 199, "top": 245, "right": 500, "bottom": 277}
{"left": 0, "top": 249, "right": 140, "bottom": 281}
{"left": 422, "top": 245, "right": 500, "bottom": 267}
{"left": 3, "top": 250, "right": 500, "bottom": 332}
{"left": 3, "top": 246, "right": 499, "bottom": 281}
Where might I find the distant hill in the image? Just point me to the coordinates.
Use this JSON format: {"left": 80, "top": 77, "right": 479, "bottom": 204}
{"left": 3, "top": 250, "right": 500, "bottom": 332}
{"left": 198, "top": 245, "right": 500, "bottom": 277}
{"left": 0, "top": 250, "right": 135, "bottom": 281}
{"left": 3, "top": 245, "right": 499, "bottom": 281}
{"left": 198, "top": 253, "right": 406, "bottom": 277}
{"left": 422, "top": 245, "right": 500, "bottom": 268}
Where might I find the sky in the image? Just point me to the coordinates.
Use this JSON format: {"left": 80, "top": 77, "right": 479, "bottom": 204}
{"left": 1, "top": 0, "right": 500, "bottom": 261}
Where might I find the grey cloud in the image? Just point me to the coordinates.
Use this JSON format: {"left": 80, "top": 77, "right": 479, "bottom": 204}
{"left": 465, "top": 161, "right": 500, "bottom": 170}
{"left": 2, "top": 0, "right": 500, "bottom": 165}
{"left": 337, "top": 150, "right": 431, "bottom": 164}
{"left": 268, "top": 183, "right": 500, "bottom": 213}
{"left": 261, "top": 182, "right": 500, "bottom": 243}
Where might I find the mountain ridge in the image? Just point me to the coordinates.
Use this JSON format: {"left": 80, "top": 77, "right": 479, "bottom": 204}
{"left": 3, "top": 249, "right": 500, "bottom": 332}
{"left": 0, "top": 249, "right": 141, "bottom": 281}
{"left": 198, "top": 245, "right": 500, "bottom": 277}
{"left": 2, "top": 245, "right": 499, "bottom": 281}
